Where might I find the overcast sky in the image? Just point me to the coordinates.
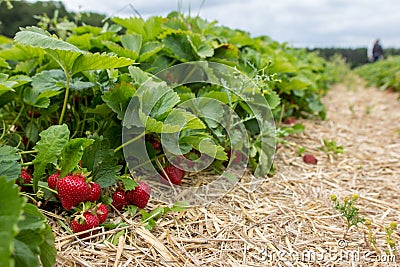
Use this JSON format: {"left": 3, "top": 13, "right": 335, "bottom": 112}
{"left": 60, "top": 0, "right": 400, "bottom": 48}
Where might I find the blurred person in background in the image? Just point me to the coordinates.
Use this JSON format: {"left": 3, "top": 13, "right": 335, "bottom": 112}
{"left": 372, "top": 39, "right": 384, "bottom": 62}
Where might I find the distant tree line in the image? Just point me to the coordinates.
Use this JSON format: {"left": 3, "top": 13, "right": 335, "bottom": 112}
{"left": 0, "top": 0, "right": 106, "bottom": 38}
{"left": 309, "top": 47, "right": 400, "bottom": 68}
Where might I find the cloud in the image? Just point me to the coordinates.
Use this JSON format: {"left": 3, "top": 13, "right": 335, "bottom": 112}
{"left": 62, "top": 0, "right": 400, "bottom": 48}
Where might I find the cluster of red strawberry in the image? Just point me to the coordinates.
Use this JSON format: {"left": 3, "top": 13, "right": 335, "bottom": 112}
{"left": 16, "top": 168, "right": 155, "bottom": 238}
{"left": 47, "top": 173, "right": 101, "bottom": 210}
{"left": 69, "top": 203, "right": 108, "bottom": 238}
{"left": 46, "top": 172, "right": 108, "bottom": 237}
{"left": 111, "top": 181, "right": 151, "bottom": 210}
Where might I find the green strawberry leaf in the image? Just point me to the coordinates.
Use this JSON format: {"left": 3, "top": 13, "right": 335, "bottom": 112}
{"left": 102, "top": 40, "right": 139, "bottom": 60}
{"left": 31, "top": 70, "right": 65, "bottom": 91}
{"left": 14, "top": 27, "right": 81, "bottom": 73}
{"left": 171, "top": 201, "right": 189, "bottom": 212}
{"left": 140, "top": 209, "right": 157, "bottom": 230}
{"left": 8, "top": 75, "right": 32, "bottom": 88}
{"left": 0, "top": 177, "right": 25, "bottom": 267}
{"left": 140, "top": 83, "right": 180, "bottom": 120}
{"left": 15, "top": 27, "right": 134, "bottom": 76}
{"left": 32, "top": 124, "right": 70, "bottom": 191}
{"left": 162, "top": 31, "right": 198, "bottom": 62}
{"left": 128, "top": 66, "right": 151, "bottom": 84}
{"left": 81, "top": 135, "right": 121, "bottom": 188}
{"left": 0, "top": 145, "right": 21, "bottom": 182}
{"left": 139, "top": 113, "right": 181, "bottom": 133}
{"left": 121, "top": 34, "right": 142, "bottom": 53}
{"left": 112, "top": 16, "right": 163, "bottom": 41}
{"left": 263, "top": 89, "right": 281, "bottom": 109}
{"left": 163, "top": 108, "right": 206, "bottom": 130}
{"left": 118, "top": 176, "right": 138, "bottom": 191}
{"left": 0, "top": 44, "right": 44, "bottom": 62}
{"left": 23, "top": 89, "right": 62, "bottom": 109}
{"left": 0, "top": 74, "right": 17, "bottom": 96}
{"left": 200, "top": 91, "right": 239, "bottom": 105}
{"left": 59, "top": 138, "right": 94, "bottom": 177}
{"left": 31, "top": 69, "right": 94, "bottom": 94}
{"left": 13, "top": 239, "right": 39, "bottom": 267}
{"left": 94, "top": 165, "right": 122, "bottom": 188}
{"left": 102, "top": 81, "right": 137, "bottom": 120}
{"left": 188, "top": 34, "right": 214, "bottom": 58}
{"left": 0, "top": 57, "right": 10, "bottom": 69}
{"left": 66, "top": 33, "right": 93, "bottom": 50}
{"left": 103, "top": 33, "right": 142, "bottom": 60}
{"left": 71, "top": 52, "right": 134, "bottom": 75}
{"left": 112, "top": 17, "right": 146, "bottom": 37}
{"left": 24, "top": 70, "right": 64, "bottom": 108}
{"left": 14, "top": 26, "right": 81, "bottom": 53}
{"left": 139, "top": 41, "right": 164, "bottom": 62}
{"left": 147, "top": 207, "right": 165, "bottom": 221}
{"left": 38, "top": 225, "right": 57, "bottom": 267}
{"left": 14, "top": 203, "right": 56, "bottom": 267}
{"left": 179, "top": 135, "right": 227, "bottom": 160}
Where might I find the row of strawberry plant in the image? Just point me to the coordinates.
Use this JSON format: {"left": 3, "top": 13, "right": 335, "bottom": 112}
{"left": 0, "top": 12, "right": 339, "bottom": 182}
{"left": 0, "top": 12, "right": 340, "bottom": 264}
{"left": 354, "top": 56, "right": 400, "bottom": 92}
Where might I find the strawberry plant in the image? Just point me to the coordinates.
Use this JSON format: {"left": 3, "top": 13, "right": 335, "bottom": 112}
{"left": 355, "top": 56, "right": 400, "bottom": 92}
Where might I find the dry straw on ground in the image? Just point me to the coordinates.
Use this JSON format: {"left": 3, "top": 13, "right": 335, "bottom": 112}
{"left": 50, "top": 80, "right": 400, "bottom": 266}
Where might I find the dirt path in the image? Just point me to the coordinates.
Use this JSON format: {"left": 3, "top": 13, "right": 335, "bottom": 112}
{"left": 56, "top": 81, "right": 400, "bottom": 266}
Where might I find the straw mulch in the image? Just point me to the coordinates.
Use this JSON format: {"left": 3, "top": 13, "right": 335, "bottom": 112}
{"left": 51, "top": 78, "right": 400, "bottom": 266}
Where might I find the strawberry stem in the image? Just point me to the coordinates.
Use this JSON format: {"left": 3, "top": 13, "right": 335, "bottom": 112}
{"left": 131, "top": 154, "right": 165, "bottom": 170}
{"left": 113, "top": 132, "right": 145, "bottom": 153}
{"left": 18, "top": 150, "right": 37, "bottom": 154}
{"left": 38, "top": 184, "right": 58, "bottom": 194}
{"left": 59, "top": 72, "right": 71, "bottom": 125}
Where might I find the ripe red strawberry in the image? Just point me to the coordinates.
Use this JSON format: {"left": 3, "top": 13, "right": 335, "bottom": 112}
{"left": 230, "top": 150, "right": 243, "bottom": 164}
{"left": 161, "top": 165, "right": 185, "bottom": 185}
{"left": 47, "top": 173, "right": 60, "bottom": 190}
{"left": 70, "top": 212, "right": 99, "bottom": 238}
{"left": 151, "top": 140, "right": 161, "bottom": 150}
{"left": 125, "top": 182, "right": 151, "bottom": 209}
{"left": 17, "top": 169, "right": 32, "bottom": 192}
{"left": 283, "top": 117, "right": 296, "bottom": 125}
{"left": 303, "top": 154, "right": 318, "bottom": 164}
{"left": 96, "top": 203, "right": 109, "bottom": 224}
{"left": 56, "top": 175, "right": 91, "bottom": 210}
{"left": 111, "top": 190, "right": 129, "bottom": 210}
{"left": 28, "top": 110, "right": 40, "bottom": 118}
{"left": 87, "top": 182, "right": 101, "bottom": 202}
{"left": 22, "top": 136, "right": 29, "bottom": 147}
{"left": 18, "top": 169, "right": 32, "bottom": 185}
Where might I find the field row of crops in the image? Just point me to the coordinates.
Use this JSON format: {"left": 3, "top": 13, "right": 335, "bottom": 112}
{"left": 1, "top": 11, "right": 396, "bottom": 267}
{"left": 355, "top": 56, "right": 400, "bottom": 92}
